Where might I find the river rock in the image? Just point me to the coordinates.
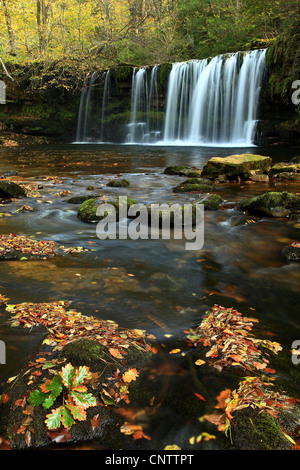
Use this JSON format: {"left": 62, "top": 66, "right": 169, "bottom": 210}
{"left": 197, "top": 193, "right": 223, "bottom": 210}
{"left": 0, "top": 337, "right": 154, "bottom": 449}
{"left": 77, "top": 196, "right": 138, "bottom": 223}
{"left": 269, "top": 162, "right": 300, "bottom": 177}
{"left": 173, "top": 178, "right": 213, "bottom": 193}
{"left": 0, "top": 181, "right": 26, "bottom": 199}
{"left": 239, "top": 191, "right": 300, "bottom": 217}
{"left": 164, "top": 165, "right": 202, "bottom": 177}
{"left": 282, "top": 243, "right": 300, "bottom": 262}
{"left": 107, "top": 179, "right": 130, "bottom": 187}
{"left": 67, "top": 195, "right": 101, "bottom": 204}
{"left": 201, "top": 154, "right": 272, "bottom": 181}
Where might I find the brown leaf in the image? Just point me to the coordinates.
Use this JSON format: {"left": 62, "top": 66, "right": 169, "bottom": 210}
{"left": 47, "top": 427, "right": 72, "bottom": 443}
{"left": 90, "top": 413, "right": 100, "bottom": 431}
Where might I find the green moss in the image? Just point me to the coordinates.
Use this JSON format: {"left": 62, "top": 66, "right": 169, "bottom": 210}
{"left": 0, "top": 181, "right": 26, "bottom": 199}
{"left": 173, "top": 183, "right": 212, "bottom": 193}
{"left": 77, "top": 196, "right": 138, "bottom": 223}
{"left": 164, "top": 165, "right": 191, "bottom": 175}
{"left": 239, "top": 191, "right": 300, "bottom": 216}
{"left": 232, "top": 408, "right": 291, "bottom": 450}
{"left": 107, "top": 179, "right": 130, "bottom": 187}
{"left": 269, "top": 162, "right": 300, "bottom": 175}
{"left": 202, "top": 154, "right": 272, "bottom": 180}
{"left": 201, "top": 194, "right": 223, "bottom": 210}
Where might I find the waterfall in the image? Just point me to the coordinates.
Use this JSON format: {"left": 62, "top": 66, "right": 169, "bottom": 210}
{"left": 127, "top": 65, "right": 161, "bottom": 143}
{"left": 75, "top": 49, "right": 267, "bottom": 147}
{"left": 76, "top": 70, "right": 111, "bottom": 143}
{"left": 163, "top": 49, "right": 267, "bottom": 146}
{"left": 100, "top": 70, "right": 110, "bottom": 142}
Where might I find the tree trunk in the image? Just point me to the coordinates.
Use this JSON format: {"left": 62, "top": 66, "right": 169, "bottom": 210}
{"left": 1, "top": 0, "right": 16, "bottom": 55}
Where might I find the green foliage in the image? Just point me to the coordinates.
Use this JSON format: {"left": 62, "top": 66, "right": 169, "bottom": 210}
{"left": 0, "top": 0, "right": 299, "bottom": 70}
{"left": 29, "top": 363, "right": 97, "bottom": 430}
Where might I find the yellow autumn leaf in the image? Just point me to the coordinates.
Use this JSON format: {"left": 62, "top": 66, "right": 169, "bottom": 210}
{"left": 195, "top": 359, "right": 206, "bottom": 366}
{"left": 122, "top": 368, "right": 139, "bottom": 383}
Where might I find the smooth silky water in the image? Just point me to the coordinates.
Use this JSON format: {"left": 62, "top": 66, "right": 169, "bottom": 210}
{"left": 0, "top": 143, "right": 299, "bottom": 449}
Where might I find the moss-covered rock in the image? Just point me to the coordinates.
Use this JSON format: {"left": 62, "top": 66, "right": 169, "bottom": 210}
{"left": 77, "top": 196, "right": 138, "bottom": 223}
{"left": 231, "top": 407, "right": 292, "bottom": 450}
{"left": 269, "top": 162, "right": 300, "bottom": 176}
{"left": 199, "top": 194, "right": 223, "bottom": 210}
{"left": 107, "top": 179, "right": 130, "bottom": 187}
{"left": 0, "top": 337, "right": 154, "bottom": 450}
{"left": 164, "top": 165, "right": 201, "bottom": 177}
{"left": 0, "top": 181, "right": 26, "bottom": 199}
{"left": 173, "top": 182, "right": 213, "bottom": 193}
{"left": 239, "top": 191, "right": 300, "bottom": 217}
{"left": 67, "top": 195, "right": 100, "bottom": 204}
{"left": 202, "top": 154, "right": 272, "bottom": 181}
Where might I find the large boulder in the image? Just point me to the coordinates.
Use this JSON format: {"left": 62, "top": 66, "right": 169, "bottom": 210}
{"left": 0, "top": 181, "right": 26, "bottom": 199}
{"left": 239, "top": 191, "right": 300, "bottom": 217}
{"left": 201, "top": 154, "right": 272, "bottom": 181}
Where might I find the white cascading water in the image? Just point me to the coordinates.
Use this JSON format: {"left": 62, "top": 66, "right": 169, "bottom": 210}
{"left": 75, "top": 49, "right": 266, "bottom": 146}
{"left": 163, "top": 49, "right": 267, "bottom": 146}
{"left": 127, "top": 65, "right": 161, "bottom": 143}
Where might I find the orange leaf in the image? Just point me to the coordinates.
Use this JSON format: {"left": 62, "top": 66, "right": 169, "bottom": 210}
{"left": 122, "top": 368, "right": 139, "bottom": 383}
{"left": 109, "top": 348, "right": 124, "bottom": 359}
{"left": 194, "top": 393, "right": 205, "bottom": 401}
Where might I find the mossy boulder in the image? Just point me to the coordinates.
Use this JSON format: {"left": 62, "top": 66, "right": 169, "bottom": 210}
{"left": 269, "top": 162, "right": 300, "bottom": 176}
{"left": 231, "top": 407, "right": 293, "bottom": 450}
{"left": 0, "top": 337, "right": 154, "bottom": 449}
{"left": 239, "top": 191, "right": 300, "bottom": 217}
{"left": 107, "top": 179, "right": 130, "bottom": 188}
{"left": 77, "top": 196, "right": 138, "bottom": 223}
{"left": 0, "top": 181, "right": 26, "bottom": 199}
{"left": 198, "top": 194, "right": 223, "bottom": 210}
{"left": 67, "top": 195, "right": 100, "bottom": 204}
{"left": 164, "top": 165, "right": 201, "bottom": 177}
{"left": 173, "top": 180, "right": 213, "bottom": 193}
{"left": 202, "top": 154, "right": 272, "bottom": 181}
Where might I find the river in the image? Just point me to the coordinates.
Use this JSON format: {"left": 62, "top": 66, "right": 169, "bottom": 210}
{"left": 0, "top": 143, "right": 299, "bottom": 449}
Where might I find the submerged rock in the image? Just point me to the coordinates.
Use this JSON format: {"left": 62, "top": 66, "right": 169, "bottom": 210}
{"left": 77, "top": 196, "right": 138, "bottom": 223}
{"left": 239, "top": 191, "right": 300, "bottom": 217}
{"left": 0, "top": 181, "right": 26, "bottom": 199}
{"left": 282, "top": 243, "right": 300, "bottom": 262}
{"left": 202, "top": 154, "right": 272, "bottom": 181}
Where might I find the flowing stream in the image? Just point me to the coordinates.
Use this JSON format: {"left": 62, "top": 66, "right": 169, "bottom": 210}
{"left": 0, "top": 143, "right": 299, "bottom": 449}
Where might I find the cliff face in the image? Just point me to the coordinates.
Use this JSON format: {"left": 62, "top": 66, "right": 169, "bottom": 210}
{"left": 0, "top": 29, "right": 299, "bottom": 147}
{"left": 258, "top": 23, "right": 300, "bottom": 146}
